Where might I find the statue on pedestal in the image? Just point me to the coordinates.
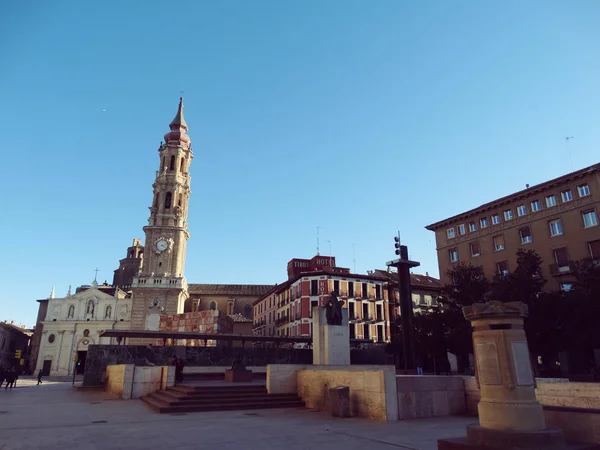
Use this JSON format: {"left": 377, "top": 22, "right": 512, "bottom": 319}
{"left": 325, "top": 291, "right": 343, "bottom": 326}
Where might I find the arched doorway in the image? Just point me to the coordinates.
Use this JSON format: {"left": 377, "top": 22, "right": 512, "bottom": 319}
{"left": 76, "top": 334, "right": 94, "bottom": 375}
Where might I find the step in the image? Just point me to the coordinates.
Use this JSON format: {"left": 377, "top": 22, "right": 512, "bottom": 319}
{"left": 169, "top": 383, "right": 266, "bottom": 390}
{"left": 141, "top": 395, "right": 167, "bottom": 412}
{"left": 164, "top": 389, "right": 268, "bottom": 398}
{"left": 149, "top": 393, "right": 301, "bottom": 406}
{"left": 167, "top": 385, "right": 267, "bottom": 395}
{"left": 146, "top": 399, "right": 305, "bottom": 414}
{"left": 155, "top": 390, "right": 296, "bottom": 402}
{"left": 184, "top": 372, "right": 267, "bottom": 381}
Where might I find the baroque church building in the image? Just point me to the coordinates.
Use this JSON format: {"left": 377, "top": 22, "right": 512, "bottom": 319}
{"left": 31, "top": 98, "right": 272, "bottom": 375}
{"left": 34, "top": 283, "right": 131, "bottom": 376}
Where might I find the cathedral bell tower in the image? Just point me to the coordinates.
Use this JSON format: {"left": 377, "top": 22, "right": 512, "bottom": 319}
{"left": 130, "top": 98, "right": 193, "bottom": 332}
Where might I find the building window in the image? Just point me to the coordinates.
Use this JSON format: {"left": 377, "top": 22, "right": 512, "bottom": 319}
{"left": 480, "top": 217, "right": 488, "bottom": 228}
{"left": 588, "top": 240, "right": 600, "bottom": 258}
{"left": 105, "top": 305, "right": 112, "bottom": 319}
{"left": 348, "top": 282, "right": 354, "bottom": 298}
{"left": 493, "top": 235, "right": 505, "bottom": 251}
{"left": 531, "top": 200, "right": 541, "bottom": 212}
{"left": 496, "top": 260, "right": 509, "bottom": 276}
{"left": 545, "top": 195, "right": 557, "bottom": 208}
{"left": 67, "top": 305, "right": 75, "bottom": 318}
{"left": 582, "top": 210, "right": 598, "bottom": 228}
{"left": 552, "top": 247, "right": 570, "bottom": 273}
{"left": 169, "top": 155, "right": 175, "bottom": 171}
{"left": 209, "top": 301, "right": 216, "bottom": 311}
{"left": 244, "top": 304, "right": 252, "bottom": 318}
{"left": 561, "top": 190, "right": 573, "bottom": 202}
{"left": 457, "top": 224, "right": 465, "bottom": 236}
{"left": 470, "top": 242, "right": 480, "bottom": 257}
{"left": 504, "top": 209, "right": 513, "bottom": 221}
{"left": 560, "top": 283, "right": 573, "bottom": 292}
{"left": 517, "top": 205, "right": 527, "bottom": 216}
{"left": 491, "top": 214, "right": 500, "bottom": 225}
{"left": 578, "top": 184, "right": 591, "bottom": 197}
{"left": 164, "top": 192, "right": 172, "bottom": 209}
{"left": 549, "top": 219, "right": 563, "bottom": 237}
{"left": 469, "top": 222, "right": 477, "bottom": 232}
{"left": 449, "top": 249, "right": 458, "bottom": 263}
{"left": 48, "top": 334, "right": 56, "bottom": 344}
{"left": 519, "top": 227, "right": 532, "bottom": 244}
{"left": 180, "top": 157, "right": 185, "bottom": 173}
{"left": 447, "top": 228, "right": 455, "bottom": 239}
{"left": 310, "top": 280, "right": 318, "bottom": 296}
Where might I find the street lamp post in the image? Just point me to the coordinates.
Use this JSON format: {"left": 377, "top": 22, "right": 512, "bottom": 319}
{"left": 387, "top": 235, "right": 420, "bottom": 371}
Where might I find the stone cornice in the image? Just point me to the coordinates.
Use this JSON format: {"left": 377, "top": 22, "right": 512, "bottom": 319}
{"left": 463, "top": 301, "right": 528, "bottom": 321}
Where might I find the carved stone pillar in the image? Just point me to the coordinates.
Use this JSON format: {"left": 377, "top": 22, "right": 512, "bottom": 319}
{"left": 438, "top": 301, "right": 568, "bottom": 450}
{"left": 466, "top": 301, "right": 543, "bottom": 431}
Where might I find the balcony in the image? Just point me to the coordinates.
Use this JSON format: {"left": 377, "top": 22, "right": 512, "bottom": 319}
{"left": 275, "top": 316, "right": 289, "bottom": 326}
{"left": 549, "top": 262, "right": 574, "bottom": 276}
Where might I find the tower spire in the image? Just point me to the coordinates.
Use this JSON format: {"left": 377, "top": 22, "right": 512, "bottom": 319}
{"left": 164, "top": 97, "right": 190, "bottom": 147}
{"left": 169, "top": 97, "right": 188, "bottom": 131}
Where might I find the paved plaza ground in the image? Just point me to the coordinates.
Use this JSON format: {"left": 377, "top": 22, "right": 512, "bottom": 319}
{"left": 0, "top": 378, "right": 474, "bottom": 450}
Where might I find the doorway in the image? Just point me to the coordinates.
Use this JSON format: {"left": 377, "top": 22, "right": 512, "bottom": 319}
{"left": 42, "top": 360, "right": 52, "bottom": 376}
{"left": 76, "top": 351, "right": 87, "bottom": 374}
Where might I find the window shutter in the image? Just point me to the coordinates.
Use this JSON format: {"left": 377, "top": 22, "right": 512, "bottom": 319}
{"left": 520, "top": 227, "right": 531, "bottom": 238}
{"left": 553, "top": 247, "right": 569, "bottom": 265}
{"left": 588, "top": 240, "right": 600, "bottom": 258}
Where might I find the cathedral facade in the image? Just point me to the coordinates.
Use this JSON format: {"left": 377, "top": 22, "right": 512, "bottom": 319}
{"left": 31, "top": 98, "right": 273, "bottom": 371}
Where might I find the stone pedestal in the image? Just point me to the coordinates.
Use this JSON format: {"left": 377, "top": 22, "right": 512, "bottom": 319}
{"left": 329, "top": 386, "right": 351, "bottom": 418}
{"left": 312, "top": 306, "right": 350, "bottom": 366}
{"left": 438, "top": 302, "right": 567, "bottom": 450}
{"left": 225, "top": 368, "right": 253, "bottom": 382}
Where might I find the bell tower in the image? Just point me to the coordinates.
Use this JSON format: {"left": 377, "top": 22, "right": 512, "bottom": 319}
{"left": 130, "top": 98, "right": 193, "bottom": 332}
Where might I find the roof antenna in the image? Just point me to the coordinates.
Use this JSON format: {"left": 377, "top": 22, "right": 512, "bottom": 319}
{"left": 566, "top": 137, "right": 575, "bottom": 171}
{"left": 316, "top": 226, "right": 320, "bottom": 256}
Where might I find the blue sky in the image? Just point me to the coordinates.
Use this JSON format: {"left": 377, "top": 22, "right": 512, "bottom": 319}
{"left": 1, "top": 1, "right": 599, "bottom": 327}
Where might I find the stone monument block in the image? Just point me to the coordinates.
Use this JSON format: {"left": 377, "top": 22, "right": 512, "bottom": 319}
{"left": 312, "top": 306, "right": 350, "bottom": 366}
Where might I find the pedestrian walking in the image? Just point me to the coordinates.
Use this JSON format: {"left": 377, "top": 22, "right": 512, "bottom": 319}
{"left": 37, "top": 369, "right": 43, "bottom": 385}
{"left": 4, "top": 369, "right": 15, "bottom": 390}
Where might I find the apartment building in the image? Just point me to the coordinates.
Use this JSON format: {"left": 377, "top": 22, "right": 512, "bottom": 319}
{"left": 253, "top": 255, "right": 391, "bottom": 342}
{"left": 426, "top": 164, "right": 600, "bottom": 291}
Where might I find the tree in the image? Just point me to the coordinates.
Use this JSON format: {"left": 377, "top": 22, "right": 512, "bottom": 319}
{"left": 440, "top": 263, "right": 490, "bottom": 307}
{"left": 571, "top": 257, "right": 600, "bottom": 300}
{"left": 437, "top": 263, "right": 490, "bottom": 372}
{"left": 489, "top": 249, "right": 546, "bottom": 305}
{"left": 412, "top": 309, "right": 450, "bottom": 373}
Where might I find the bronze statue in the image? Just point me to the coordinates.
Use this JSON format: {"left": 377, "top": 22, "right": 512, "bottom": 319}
{"left": 325, "top": 290, "right": 343, "bottom": 326}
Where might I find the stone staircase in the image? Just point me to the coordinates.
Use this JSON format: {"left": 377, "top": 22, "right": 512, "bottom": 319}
{"left": 142, "top": 384, "right": 305, "bottom": 413}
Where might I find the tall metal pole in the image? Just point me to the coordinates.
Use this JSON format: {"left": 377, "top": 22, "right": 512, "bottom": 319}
{"left": 387, "top": 241, "right": 419, "bottom": 371}
{"left": 398, "top": 245, "right": 416, "bottom": 370}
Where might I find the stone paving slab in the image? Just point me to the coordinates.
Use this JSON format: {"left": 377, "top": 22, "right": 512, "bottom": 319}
{"left": 0, "top": 379, "right": 474, "bottom": 450}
